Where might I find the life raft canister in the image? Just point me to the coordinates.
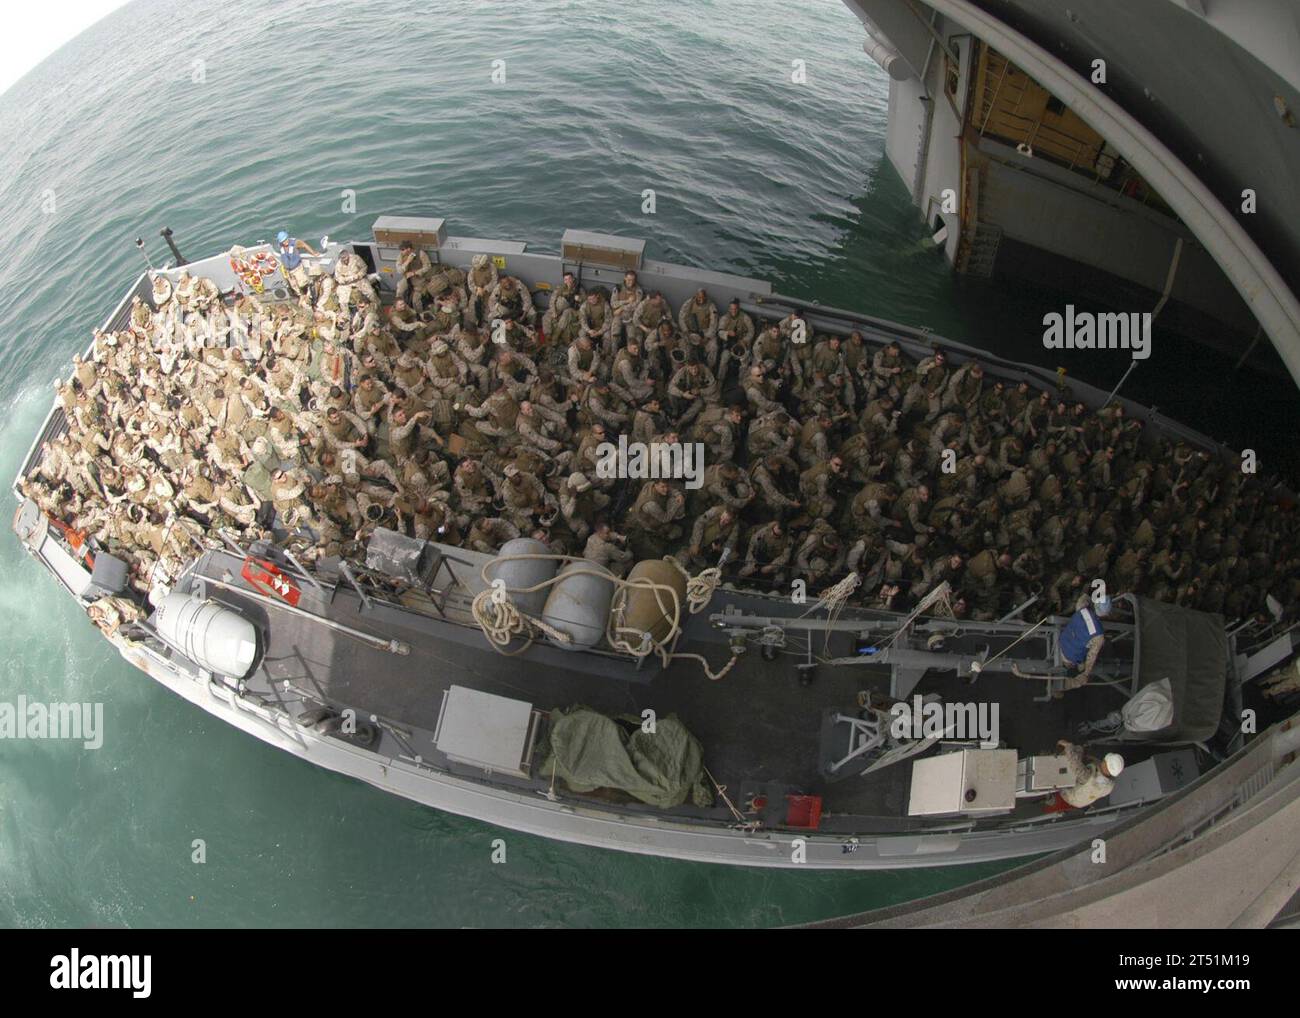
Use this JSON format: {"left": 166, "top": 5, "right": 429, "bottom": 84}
{"left": 241, "top": 556, "right": 301, "bottom": 607}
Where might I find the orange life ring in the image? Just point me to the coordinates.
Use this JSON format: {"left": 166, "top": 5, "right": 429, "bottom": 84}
{"left": 230, "top": 257, "right": 264, "bottom": 291}
{"left": 241, "top": 557, "right": 301, "bottom": 606}
{"left": 251, "top": 251, "right": 279, "bottom": 276}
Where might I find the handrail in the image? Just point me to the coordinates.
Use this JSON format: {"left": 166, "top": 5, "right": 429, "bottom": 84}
{"left": 203, "top": 573, "right": 408, "bottom": 655}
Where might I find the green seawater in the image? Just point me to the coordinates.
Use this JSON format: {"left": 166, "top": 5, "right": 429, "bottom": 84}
{"left": 0, "top": 0, "right": 1285, "bottom": 928}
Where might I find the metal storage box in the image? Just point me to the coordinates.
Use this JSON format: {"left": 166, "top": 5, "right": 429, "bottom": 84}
{"left": 1016, "top": 753, "right": 1076, "bottom": 795}
{"left": 372, "top": 215, "right": 448, "bottom": 249}
{"left": 365, "top": 527, "right": 438, "bottom": 586}
{"left": 85, "top": 552, "right": 130, "bottom": 598}
{"left": 1107, "top": 749, "right": 1199, "bottom": 806}
{"left": 434, "top": 685, "right": 541, "bottom": 777}
{"left": 908, "top": 748, "right": 1018, "bottom": 817}
{"left": 561, "top": 229, "right": 645, "bottom": 270}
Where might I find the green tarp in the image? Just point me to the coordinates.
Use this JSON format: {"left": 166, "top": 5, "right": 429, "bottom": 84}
{"left": 542, "top": 706, "right": 713, "bottom": 809}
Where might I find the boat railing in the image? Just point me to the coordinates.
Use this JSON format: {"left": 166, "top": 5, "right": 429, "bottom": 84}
{"left": 201, "top": 532, "right": 460, "bottom": 630}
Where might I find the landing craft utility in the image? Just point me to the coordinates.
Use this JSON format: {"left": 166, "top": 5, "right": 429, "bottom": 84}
{"left": 10, "top": 216, "right": 1299, "bottom": 869}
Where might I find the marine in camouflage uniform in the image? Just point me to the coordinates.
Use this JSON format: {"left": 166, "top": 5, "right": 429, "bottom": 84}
{"left": 684, "top": 506, "right": 741, "bottom": 571}
{"left": 798, "top": 455, "right": 846, "bottom": 521}
{"left": 396, "top": 241, "right": 433, "bottom": 310}
{"left": 740, "top": 519, "right": 793, "bottom": 583}
{"left": 578, "top": 290, "right": 615, "bottom": 357}
{"left": 627, "top": 479, "right": 687, "bottom": 558}
{"left": 559, "top": 472, "right": 610, "bottom": 545}
{"left": 582, "top": 521, "right": 634, "bottom": 576}
{"left": 795, "top": 521, "right": 846, "bottom": 589}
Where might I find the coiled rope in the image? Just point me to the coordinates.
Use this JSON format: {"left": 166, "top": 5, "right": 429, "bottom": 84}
{"left": 470, "top": 584, "right": 573, "bottom": 655}
{"left": 663, "top": 555, "right": 722, "bottom": 614}
{"left": 472, "top": 553, "right": 737, "bottom": 680}
{"left": 805, "top": 570, "right": 862, "bottom": 656}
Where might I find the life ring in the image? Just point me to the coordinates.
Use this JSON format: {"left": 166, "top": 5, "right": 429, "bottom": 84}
{"left": 250, "top": 251, "right": 279, "bottom": 276}
{"left": 241, "top": 556, "right": 301, "bottom": 607}
{"left": 229, "top": 256, "right": 265, "bottom": 293}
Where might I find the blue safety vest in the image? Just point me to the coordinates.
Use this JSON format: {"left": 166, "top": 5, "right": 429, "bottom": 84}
{"left": 280, "top": 240, "right": 302, "bottom": 270}
{"left": 1060, "top": 606, "right": 1103, "bottom": 665}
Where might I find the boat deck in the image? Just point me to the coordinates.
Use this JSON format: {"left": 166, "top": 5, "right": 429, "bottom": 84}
{"left": 8, "top": 238, "right": 1218, "bottom": 843}
{"left": 176, "top": 548, "right": 1130, "bottom": 832}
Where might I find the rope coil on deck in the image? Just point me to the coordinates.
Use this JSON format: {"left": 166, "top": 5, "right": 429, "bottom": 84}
{"left": 473, "top": 553, "right": 738, "bottom": 680}
{"left": 470, "top": 585, "right": 573, "bottom": 653}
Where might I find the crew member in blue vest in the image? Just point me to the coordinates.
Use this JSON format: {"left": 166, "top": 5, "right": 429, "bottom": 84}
{"left": 1059, "top": 594, "right": 1111, "bottom": 690}
{"left": 276, "top": 231, "right": 320, "bottom": 295}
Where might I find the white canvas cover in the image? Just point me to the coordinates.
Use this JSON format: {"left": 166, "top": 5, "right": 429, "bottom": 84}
{"left": 1122, "top": 676, "right": 1175, "bottom": 733}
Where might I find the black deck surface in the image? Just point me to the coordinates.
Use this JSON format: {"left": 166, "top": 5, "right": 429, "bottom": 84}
{"left": 184, "top": 550, "right": 1138, "bottom": 828}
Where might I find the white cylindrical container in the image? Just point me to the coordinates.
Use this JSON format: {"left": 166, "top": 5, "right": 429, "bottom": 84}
{"left": 153, "top": 592, "right": 258, "bottom": 678}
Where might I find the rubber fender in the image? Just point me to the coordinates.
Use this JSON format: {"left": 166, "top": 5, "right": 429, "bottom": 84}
{"left": 489, "top": 538, "right": 557, "bottom": 618}
{"left": 541, "top": 561, "right": 615, "bottom": 651}
{"left": 613, "top": 559, "right": 687, "bottom": 649}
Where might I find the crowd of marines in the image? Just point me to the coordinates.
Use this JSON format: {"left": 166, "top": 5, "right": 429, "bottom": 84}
{"left": 19, "top": 238, "right": 1300, "bottom": 629}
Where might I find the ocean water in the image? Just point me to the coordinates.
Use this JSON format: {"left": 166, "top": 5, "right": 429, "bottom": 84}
{"left": 0, "top": 0, "right": 1285, "bottom": 928}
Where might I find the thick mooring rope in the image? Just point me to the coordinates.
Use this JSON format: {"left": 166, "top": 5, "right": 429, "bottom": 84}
{"left": 473, "top": 553, "right": 737, "bottom": 680}
{"left": 470, "top": 585, "right": 573, "bottom": 655}
{"left": 663, "top": 555, "right": 722, "bottom": 614}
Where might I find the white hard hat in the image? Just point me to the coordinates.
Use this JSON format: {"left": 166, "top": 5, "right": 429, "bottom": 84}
{"left": 1103, "top": 753, "right": 1125, "bottom": 777}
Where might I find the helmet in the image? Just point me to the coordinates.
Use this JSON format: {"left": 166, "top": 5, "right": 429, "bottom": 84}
{"left": 1103, "top": 753, "right": 1125, "bottom": 777}
{"left": 276, "top": 231, "right": 289, "bottom": 244}
{"left": 1095, "top": 594, "right": 1113, "bottom": 617}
